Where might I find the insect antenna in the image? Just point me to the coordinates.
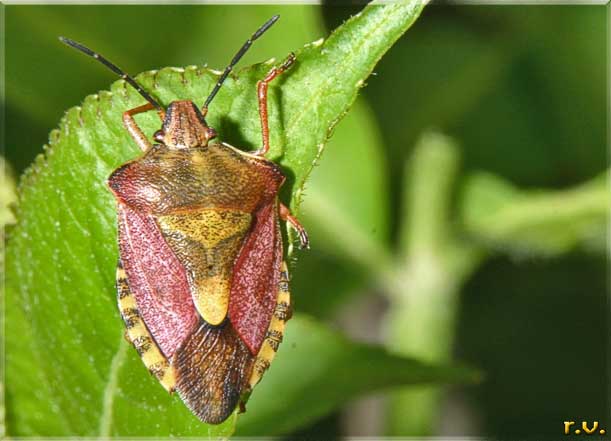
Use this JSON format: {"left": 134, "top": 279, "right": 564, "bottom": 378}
{"left": 202, "top": 14, "right": 280, "bottom": 113}
{"left": 59, "top": 36, "right": 163, "bottom": 111}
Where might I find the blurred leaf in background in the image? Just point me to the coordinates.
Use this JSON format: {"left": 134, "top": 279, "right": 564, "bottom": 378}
{"left": 321, "top": 4, "right": 608, "bottom": 438}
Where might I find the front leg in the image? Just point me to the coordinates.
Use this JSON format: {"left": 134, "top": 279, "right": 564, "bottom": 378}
{"left": 122, "top": 102, "right": 165, "bottom": 152}
{"left": 253, "top": 53, "right": 296, "bottom": 157}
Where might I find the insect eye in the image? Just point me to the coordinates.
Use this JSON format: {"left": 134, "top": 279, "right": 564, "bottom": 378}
{"left": 154, "top": 130, "right": 165, "bottom": 143}
{"left": 207, "top": 128, "right": 217, "bottom": 140}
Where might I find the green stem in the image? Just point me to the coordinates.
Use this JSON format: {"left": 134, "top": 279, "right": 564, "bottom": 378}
{"left": 461, "top": 170, "right": 610, "bottom": 256}
{"left": 382, "top": 139, "right": 608, "bottom": 434}
{"left": 383, "top": 132, "right": 482, "bottom": 435}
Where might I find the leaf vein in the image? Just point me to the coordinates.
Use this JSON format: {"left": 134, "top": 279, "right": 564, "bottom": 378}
{"left": 98, "top": 335, "right": 128, "bottom": 437}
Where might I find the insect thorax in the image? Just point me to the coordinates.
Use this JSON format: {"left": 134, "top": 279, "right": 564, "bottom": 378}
{"left": 108, "top": 143, "right": 284, "bottom": 215}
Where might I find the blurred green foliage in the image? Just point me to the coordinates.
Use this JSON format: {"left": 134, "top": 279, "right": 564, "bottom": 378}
{"left": 4, "top": 3, "right": 608, "bottom": 439}
{"left": 321, "top": 5, "right": 608, "bottom": 437}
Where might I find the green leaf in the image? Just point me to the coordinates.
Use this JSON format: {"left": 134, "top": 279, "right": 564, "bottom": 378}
{"left": 460, "top": 170, "right": 609, "bottom": 257}
{"left": 235, "top": 315, "right": 478, "bottom": 436}
{"left": 5, "top": 2, "right": 428, "bottom": 437}
{"left": 0, "top": 156, "right": 15, "bottom": 440}
{"left": 302, "top": 99, "right": 391, "bottom": 265}
{"left": 0, "top": 156, "right": 17, "bottom": 229}
{"left": 294, "top": 99, "right": 391, "bottom": 317}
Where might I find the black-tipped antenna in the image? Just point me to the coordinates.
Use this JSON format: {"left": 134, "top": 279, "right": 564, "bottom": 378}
{"left": 202, "top": 15, "right": 279, "bottom": 112}
{"left": 59, "top": 36, "right": 163, "bottom": 111}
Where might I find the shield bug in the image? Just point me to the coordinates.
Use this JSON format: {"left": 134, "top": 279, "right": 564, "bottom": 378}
{"left": 60, "top": 15, "right": 308, "bottom": 424}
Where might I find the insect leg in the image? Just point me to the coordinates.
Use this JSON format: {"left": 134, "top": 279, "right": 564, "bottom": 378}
{"left": 247, "top": 262, "right": 292, "bottom": 389}
{"left": 116, "top": 261, "right": 177, "bottom": 393}
{"left": 253, "top": 53, "right": 296, "bottom": 156}
{"left": 279, "top": 203, "right": 309, "bottom": 249}
{"left": 123, "top": 103, "right": 165, "bottom": 152}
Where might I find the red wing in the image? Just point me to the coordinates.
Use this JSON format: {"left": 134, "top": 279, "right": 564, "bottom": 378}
{"left": 117, "top": 203, "right": 198, "bottom": 358}
{"left": 229, "top": 200, "right": 283, "bottom": 355}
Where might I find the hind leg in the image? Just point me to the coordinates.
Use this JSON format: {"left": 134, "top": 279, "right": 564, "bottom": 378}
{"left": 116, "top": 261, "right": 177, "bottom": 393}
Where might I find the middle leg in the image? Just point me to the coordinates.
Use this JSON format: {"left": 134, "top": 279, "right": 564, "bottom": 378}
{"left": 279, "top": 203, "right": 309, "bottom": 249}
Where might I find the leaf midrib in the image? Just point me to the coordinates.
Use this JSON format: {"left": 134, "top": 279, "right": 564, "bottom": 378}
{"left": 98, "top": 336, "right": 128, "bottom": 437}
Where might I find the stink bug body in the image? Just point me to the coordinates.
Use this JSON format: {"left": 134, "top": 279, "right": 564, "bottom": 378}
{"left": 60, "top": 15, "right": 308, "bottom": 424}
